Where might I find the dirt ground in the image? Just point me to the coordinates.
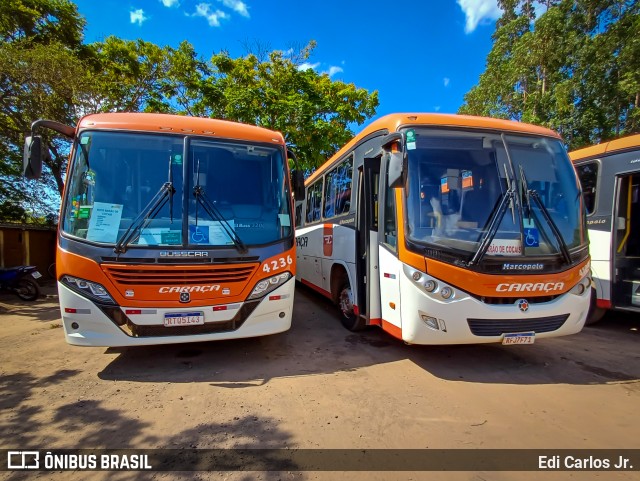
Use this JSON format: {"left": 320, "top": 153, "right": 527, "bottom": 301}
{"left": 0, "top": 282, "right": 639, "bottom": 481}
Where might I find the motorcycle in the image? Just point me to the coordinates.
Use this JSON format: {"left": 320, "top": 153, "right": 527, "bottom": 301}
{"left": 0, "top": 266, "right": 42, "bottom": 301}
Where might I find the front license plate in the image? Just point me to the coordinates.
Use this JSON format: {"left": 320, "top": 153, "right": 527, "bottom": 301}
{"left": 164, "top": 312, "right": 204, "bottom": 327}
{"left": 502, "top": 332, "right": 535, "bottom": 345}
{"left": 31, "top": 271, "right": 42, "bottom": 279}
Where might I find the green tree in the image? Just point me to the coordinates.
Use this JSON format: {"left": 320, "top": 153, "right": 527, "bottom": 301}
{"left": 0, "top": 0, "right": 88, "bottom": 222}
{"left": 202, "top": 42, "right": 378, "bottom": 170}
{"left": 459, "top": 0, "right": 640, "bottom": 149}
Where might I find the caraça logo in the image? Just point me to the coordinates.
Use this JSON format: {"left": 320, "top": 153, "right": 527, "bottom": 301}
{"left": 496, "top": 282, "right": 565, "bottom": 293}
{"left": 158, "top": 285, "right": 220, "bottom": 293}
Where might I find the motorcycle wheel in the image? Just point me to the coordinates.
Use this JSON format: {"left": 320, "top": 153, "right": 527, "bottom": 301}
{"left": 15, "top": 278, "right": 40, "bottom": 301}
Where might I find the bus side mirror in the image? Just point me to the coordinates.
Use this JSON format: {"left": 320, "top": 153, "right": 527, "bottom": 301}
{"left": 292, "top": 170, "right": 305, "bottom": 201}
{"left": 23, "top": 135, "right": 43, "bottom": 179}
{"left": 382, "top": 133, "right": 405, "bottom": 188}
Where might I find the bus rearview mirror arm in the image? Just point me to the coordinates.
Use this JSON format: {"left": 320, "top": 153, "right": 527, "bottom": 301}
{"left": 23, "top": 119, "right": 75, "bottom": 180}
{"left": 381, "top": 132, "right": 405, "bottom": 188}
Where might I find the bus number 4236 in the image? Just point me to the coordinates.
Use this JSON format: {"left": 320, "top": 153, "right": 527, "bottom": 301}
{"left": 263, "top": 256, "right": 293, "bottom": 273}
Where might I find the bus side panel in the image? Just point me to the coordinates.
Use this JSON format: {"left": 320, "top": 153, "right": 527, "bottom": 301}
{"left": 588, "top": 228, "right": 612, "bottom": 304}
{"left": 320, "top": 224, "right": 356, "bottom": 300}
{"left": 295, "top": 224, "right": 327, "bottom": 295}
{"left": 379, "top": 246, "right": 401, "bottom": 329}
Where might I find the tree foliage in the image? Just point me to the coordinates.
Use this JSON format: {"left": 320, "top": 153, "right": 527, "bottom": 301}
{"left": 0, "top": 1, "right": 378, "bottom": 222}
{"left": 459, "top": 0, "right": 640, "bottom": 149}
{"left": 0, "top": 0, "right": 88, "bottom": 222}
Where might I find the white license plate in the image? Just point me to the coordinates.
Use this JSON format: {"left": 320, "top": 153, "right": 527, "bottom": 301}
{"left": 164, "top": 312, "right": 204, "bottom": 327}
{"left": 31, "top": 271, "right": 42, "bottom": 279}
{"left": 502, "top": 332, "right": 535, "bottom": 345}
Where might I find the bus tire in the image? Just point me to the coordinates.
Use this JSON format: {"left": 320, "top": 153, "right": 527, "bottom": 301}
{"left": 338, "top": 281, "right": 365, "bottom": 331}
{"left": 585, "top": 287, "right": 606, "bottom": 325}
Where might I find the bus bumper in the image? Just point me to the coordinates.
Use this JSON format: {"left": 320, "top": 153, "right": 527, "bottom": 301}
{"left": 399, "top": 277, "right": 590, "bottom": 345}
{"left": 57, "top": 278, "right": 295, "bottom": 347}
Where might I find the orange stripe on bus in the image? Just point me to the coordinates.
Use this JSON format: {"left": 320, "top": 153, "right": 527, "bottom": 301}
{"left": 300, "top": 278, "right": 332, "bottom": 299}
{"left": 381, "top": 320, "right": 403, "bottom": 340}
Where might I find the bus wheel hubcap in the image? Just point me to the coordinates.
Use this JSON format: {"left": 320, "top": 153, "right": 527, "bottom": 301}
{"left": 339, "top": 287, "right": 354, "bottom": 318}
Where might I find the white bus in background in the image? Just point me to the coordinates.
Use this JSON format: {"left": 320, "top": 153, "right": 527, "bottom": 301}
{"left": 570, "top": 133, "right": 640, "bottom": 324}
{"left": 295, "top": 113, "right": 591, "bottom": 345}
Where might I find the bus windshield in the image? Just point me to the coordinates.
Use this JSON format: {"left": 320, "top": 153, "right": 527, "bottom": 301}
{"left": 62, "top": 131, "right": 293, "bottom": 248}
{"left": 404, "top": 128, "right": 585, "bottom": 259}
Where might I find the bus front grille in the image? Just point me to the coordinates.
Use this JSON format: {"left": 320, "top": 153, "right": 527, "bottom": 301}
{"left": 467, "top": 314, "right": 569, "bottom": 336}
{"left": 102, "top": 264, "right": 257, "bottom": 286}
{"left": 100, "top": 301, "right": 258, "bottom": 337}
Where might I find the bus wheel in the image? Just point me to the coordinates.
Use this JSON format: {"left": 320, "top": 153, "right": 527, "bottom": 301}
{"left": 338, "top": 282, "right": 365, "bottom": 331}
{"left": 585, "top": 287, "right": 606, "bottom": 325}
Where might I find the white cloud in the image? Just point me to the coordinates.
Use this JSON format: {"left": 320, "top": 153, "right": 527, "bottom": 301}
{"left": 298, "top": 62, "right": 320, "bottom": 71}
{"left": 327, "top": 66, "right": 343, "bottom": 77}
{"left": 192, "top": 3, "right": 229, "bottom": 26}
{"left": 457, "top": 0, "right": 502, "bottom": 34}
{"left": 130, "top": 9, "right": 147, "bottom": 26}
{"left": 160, "top": 0, "right": 179, "bottom": 7}
{"left": 217, "top": 0, "right": 249, "bottom": 18}
{"left": 443, "top": 77, "right": 450, "bottom": 87}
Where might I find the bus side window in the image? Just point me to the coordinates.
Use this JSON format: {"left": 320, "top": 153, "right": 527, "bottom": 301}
{"left": 575, "top": 162, "right": 599, "bottom": 215}
{"left": 306, "top": 181, "right": 322, "bottom": 223}
{"left": 384, "top": 179, "right": 397, "bottom": 250}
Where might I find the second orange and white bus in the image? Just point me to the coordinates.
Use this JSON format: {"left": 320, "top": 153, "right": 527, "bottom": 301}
{"left": 295, "top": 113, "right": 591, "bottom": 345}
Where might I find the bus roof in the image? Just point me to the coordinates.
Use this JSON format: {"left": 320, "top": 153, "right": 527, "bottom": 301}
{"left": 306, "top": 113, "right": 561, "bottom": 185}
{"left": 569, "top": 133, "right": 640, "bottom": 163}
{"left": 77, "top": 112, "right": 286, "bottom": 145}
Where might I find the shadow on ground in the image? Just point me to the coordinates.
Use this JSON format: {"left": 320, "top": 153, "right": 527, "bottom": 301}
{"left": 97, "top": 285, "right": 640, "bottom": 387}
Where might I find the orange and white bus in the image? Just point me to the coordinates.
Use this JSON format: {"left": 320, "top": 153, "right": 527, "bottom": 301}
{"left": 570, "top": 133, "right": 640, "bottom": 323}
{"left": 295, "top": 113, "right": 591, "bottom": 345}
{"left": 24, "top": 113, "right": 304, "bottom": 346}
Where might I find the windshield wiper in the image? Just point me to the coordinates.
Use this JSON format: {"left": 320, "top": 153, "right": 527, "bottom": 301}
{"left": 467, "top": 188, "right": 516, "bottom": 266}
{"left": 114, "top": 156, "right": 175, "bottom": 254}
{"left": 529, "top": 190, "right": 572, "bottom": 265}
{"left": 518, "top": 166, "right": 571, "bottom": 265}
{"left": 519, "top": 165, "right": 532, "bottom": 221}
{"left": 193, "top": 161, "right": 247, "bottom": 253}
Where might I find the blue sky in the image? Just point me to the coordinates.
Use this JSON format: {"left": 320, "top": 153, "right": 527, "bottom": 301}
{"left": 73, "top": 0, "right": 506, "bottom": 125}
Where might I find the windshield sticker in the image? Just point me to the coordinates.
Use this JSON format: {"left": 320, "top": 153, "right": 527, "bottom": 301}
{"left": 209, "top": 220, "right": 235, "bottom": 245}
{"left": 406, "top": 129, "right": 416, "bottom": 150}
{"left": 189, "top": 225, "right": 210, "bottom": 244}
{"left": 524, "top": 228, "right": 540, "bottom": 247}
{"left": 278, "top": 214, "right": 291, "bottom": 227}
{"left": 80, "top": 136, "right": 90, "bottom": 145}
{"left": 78, "top": 205, "right": 91, "bottom": 219}
{"left": 191, "top": 220, "right": 236, "bottom": 245}
{"left": 86, "top": 202, "right": 123, "bottom": 243}
{"left": 137, "top": 229, "right": 181, "bottom": 245}
{"left": 486, "top": 239, "right": 522, "bottom": 256}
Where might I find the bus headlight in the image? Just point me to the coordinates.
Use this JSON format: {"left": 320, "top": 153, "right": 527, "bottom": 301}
{"left": 424, "top": 280, "right": 437, "bottom": 292}
{"left": 440, "top": 286, "right": 454, "bottom": 299}
{"left": 61, "top": 275, "right": 116, "bottom": 305}
{"left": 248, "top": 272, "right": 291, "bottom": 300}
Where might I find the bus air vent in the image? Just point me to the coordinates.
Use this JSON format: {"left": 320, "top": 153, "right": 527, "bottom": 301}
{"left": 467, "top": 314, "right": 569, "bottom": 337}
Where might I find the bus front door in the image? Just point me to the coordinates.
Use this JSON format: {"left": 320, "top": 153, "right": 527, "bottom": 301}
{"left": 356, "top": 158, "right": 382, "bottom": 324}
{"left": 612, "top": 173, "right": 640, "bottom": 310}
